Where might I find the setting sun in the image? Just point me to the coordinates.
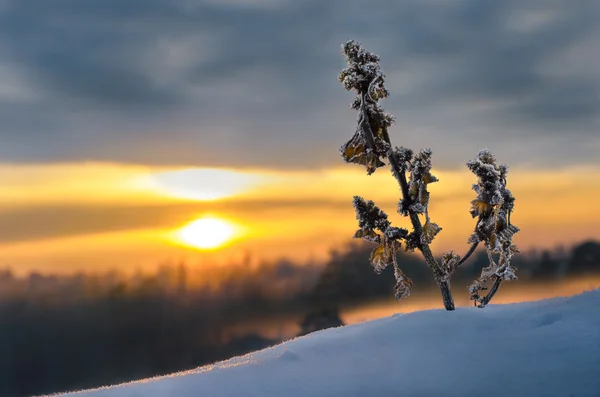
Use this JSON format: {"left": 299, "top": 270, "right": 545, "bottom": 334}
{"left": 177, "top": 217, "right": 237, "bottom": 249}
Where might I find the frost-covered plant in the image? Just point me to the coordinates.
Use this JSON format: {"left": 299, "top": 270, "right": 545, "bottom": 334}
{"left": 338, "top": 40, "right": 520, "bottom": 310}
{"left": 466, "top": 150, "right": 520, "bottom": 307}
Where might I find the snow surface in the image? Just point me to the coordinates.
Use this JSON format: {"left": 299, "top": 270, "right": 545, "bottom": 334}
{"left": 57, "top": 289, "right": 600, "bottom": 397}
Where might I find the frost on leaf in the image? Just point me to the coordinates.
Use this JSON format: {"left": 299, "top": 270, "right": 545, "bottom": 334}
{"left": 371, "top": 237, "right": 413, "bottom": 300}
{"left": 390, "top": 146, "right": 414, "bottom": 165}
{"left": 341, "top": 129, "right": 385, "bottom": 175}
{"left": 421, "top": 219, "right": 441, "bottom": 245}
{"left": 440, "top": 251, "right": 461, "bottom": 282}
{"left": 385, "top": 226, "right": 409, "bottom": 241}
{"left": 352, "top": 196, "right": 408, "bottom": 256}
{"left": 467, "top": 150, "right": 520, "bottom": 306}
{"left": 394, "top": 267, "right": 413, "bottom": 300}
{"left": 370, "top": 239, "right": 400, "bottom": 273}
{"left": 351, "top": 195, "right": 412, "bottom": 300}
{"left": 339, "top": 40, "right": 385, "bottom": 95}
{"left": 339, "top": 40, "right": 394, "bottom": 175}
{"left": 353, "top": 228, "right": 379, "bottom": 242}
{"left": 469, "top": 241, "right": 519, "bottom": 307}
{"left": 406, "top": 149, "right": 438, "bottom": 215}
{"left": 467, "top": 149, "right": 517, "bottom": 250}
{"left": 352, "top": 196, "right": 390, "bottom": 242}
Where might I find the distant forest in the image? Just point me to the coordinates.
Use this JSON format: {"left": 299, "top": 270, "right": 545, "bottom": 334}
{"left": 0, "top": 240, "right": 598, "bottom": 397}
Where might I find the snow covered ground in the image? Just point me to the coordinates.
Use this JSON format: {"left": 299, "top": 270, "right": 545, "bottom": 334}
{"left": 57, "top": 289, "right": 600, "bottom": 397}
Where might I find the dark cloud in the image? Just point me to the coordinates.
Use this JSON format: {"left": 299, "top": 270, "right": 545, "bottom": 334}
{"left": 0, "top": 0, "right": 599, "bottom": 169}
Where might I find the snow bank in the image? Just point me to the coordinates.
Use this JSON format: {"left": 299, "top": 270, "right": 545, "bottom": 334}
{"left": 58, "top": 289, "right": 600, "bottom": 397}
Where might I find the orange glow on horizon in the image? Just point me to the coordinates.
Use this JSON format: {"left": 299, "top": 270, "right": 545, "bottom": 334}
{"left": 1, "top": 162, "right": 599, "bottom": 274}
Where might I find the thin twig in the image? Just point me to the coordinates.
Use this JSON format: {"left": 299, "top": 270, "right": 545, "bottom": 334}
{"left": 477, "top": 277, "right": 502, "bottom": 308}
{"left": 476, "top": 251, "right": 506, "bottom": 308}
{"left": 457, "top": 242, "right": 479, "bottom": 268}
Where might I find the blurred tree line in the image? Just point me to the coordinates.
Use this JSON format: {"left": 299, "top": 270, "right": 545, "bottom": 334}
{"left": 313, "top": 240, "right": 599, "bottom": 303}
{"left": 0, "top": 240, "right": 598, "bottom": 396}
{"left": 0, "top": 258, "right": 319, "bottom": 397}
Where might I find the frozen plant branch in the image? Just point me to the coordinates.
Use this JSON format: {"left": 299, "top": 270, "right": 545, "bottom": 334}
{"left": 337, "top": 40, "right": 520, "bottom": 311}
{"left": 466, "top": 150, "right": 520, "bottom": 307}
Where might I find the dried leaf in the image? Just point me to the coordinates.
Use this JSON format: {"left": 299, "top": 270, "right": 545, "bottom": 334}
{"left": 352, "top": 196, "right": 390, "bottom": 233}
{"left": 354, "top": 228, "right": 378, "bottom": 239}
{"left": 422, "top": 220, "right": 442, "bottom": 244}
{"left": 341, "top": 135, "right": 385, "bottom": 175}
{"left": 385, "top": 226, "right": 409, "bottom": 240}
{"left": 470, "top": 199, "right": 493, "bottom": 217}
{"left": 370, "top": 241, "right": 398, "bottom": 273}
{"left": 419, "top": 190, "right": 430, "bottom": 207}
{"left": 342, "top": 139, "right": 365, "bottom": 162}
{"left": 394, "top": 270, "right": 413, "bottom": 300}
{"left": 341, "top": 141, "right": 385, "bottom": 175}
{"left": 408, "top": 183, "right": 419, "bottom": 201}
{"left": 423, "top": 172, "right": 438, "bottom": 184}
{"left": 353, "top": 228, "right": 381, "bottom": 244}
{"left": 441, "top": 251, "right": 461, "bottom": 281}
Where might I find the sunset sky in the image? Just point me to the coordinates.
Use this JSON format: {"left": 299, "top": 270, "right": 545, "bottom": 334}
{"left": 1, "top": 0, "right": 599, "bottom": 275}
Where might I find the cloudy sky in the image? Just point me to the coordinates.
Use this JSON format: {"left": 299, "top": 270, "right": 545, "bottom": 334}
{"left": 0, "top": 0, "right": 599, "bottom": 274}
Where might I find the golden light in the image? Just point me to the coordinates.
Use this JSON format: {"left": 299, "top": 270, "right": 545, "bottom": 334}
{"left": 177, "top": 217, "right": 237, "bottom": 249}
{"left": 147, "top": 168, "right": 267, "bottom": 201}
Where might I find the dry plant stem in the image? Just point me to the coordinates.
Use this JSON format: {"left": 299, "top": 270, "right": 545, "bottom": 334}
{"left": 396, "top": 164, "right": 455, "bottom": 311}
{"left": 476, "top": 251, "right": 506, "bottom": 307}
{"left": 457, "top": 241, "right": 479, "bottom": 268}
{"left": 359, "top": 95, "right": 455, "bottom": 311}
{"left": 477, "top": 277, "right": 502, "bottom": 308}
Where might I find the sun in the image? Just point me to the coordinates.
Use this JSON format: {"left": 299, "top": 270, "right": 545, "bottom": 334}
{"left": 177, "top": 217, "right": 236, "bottom": 249}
